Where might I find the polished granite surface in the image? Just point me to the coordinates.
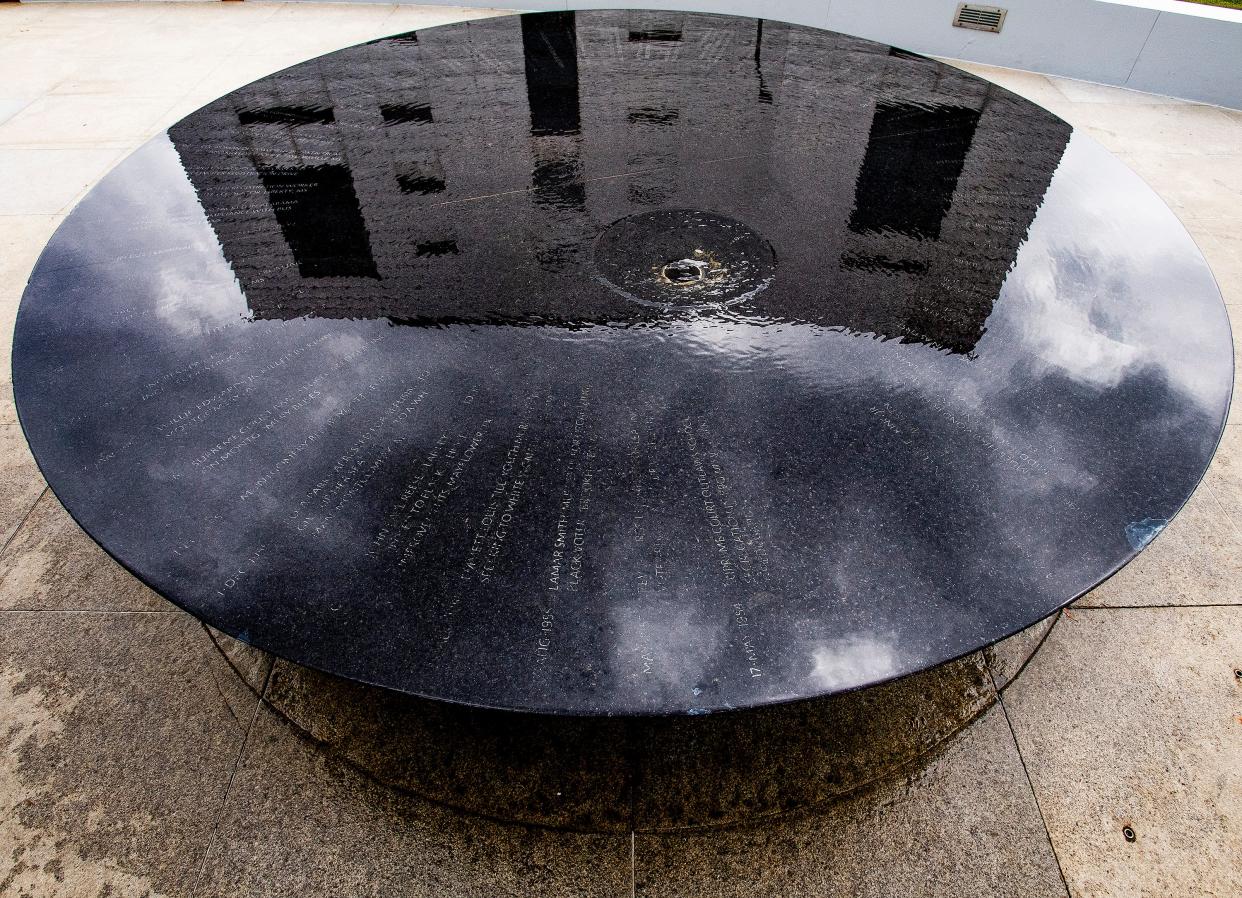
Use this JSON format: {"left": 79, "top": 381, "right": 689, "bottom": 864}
{"left": 11, "top": 10, "right": 1233, "bottom": 715}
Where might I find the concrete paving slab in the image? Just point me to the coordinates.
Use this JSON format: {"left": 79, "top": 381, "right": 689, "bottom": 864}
{"left": 986, "top": 612, "right": 1060, "bottom": 689}
{"left": 0, "top": 95, "right": 180, "bottom": 148}
{"left": 1186, "top": 220, "right": 1242, "bottom": 307}
{"left": 0, "top": 490, "right": 168, "bottom": 612}
{"left": 0, "top": 332, "right": 13, "bottom": 397}
{"left": 7, "top": 11, "right": 253, "bottom": 63}
{"left": 0, "top": 292, "right": 20, "bottom": 345}
{"left": 204, "top": 625, "right": 271, "bottom": 695}
{"left": 634, "top": 706, "right": 1069, "bottom": 898}
{"left": 0, "top": 215, "right": 62, "bottom": 309}
{"left": 50, "top": 55, "right": 221, "bottom": 99}
{"left": 1077, "top": 485, "right": 1242, "bottom": 607}
{"left": 258, "top": 649, "right": 1002, "bottom": 834}
{"left": 262, "top": 657, "right": 634, "bottom": 832}
{"left": 0, "top": 51, "right": 82, "bottom": 99}
{"left": 1078, "top": 103, "right": 1242, "bottom": 156}
{"left": 384, "top": 5, "right": 511, "bottom": 33}
{"left": 1002, "top": 606, "right": 1242, "bottom": 898}
{"left": 181, "top": 53, "right": 323, "bottom": 110}
{"left": 1047, "top": 76, "right": 1188, "bottom": 106}
{"left": 629, "top": 653, "right": 997, "bottom": 831}
{"left": 1114, "top": 151, "right": 1242, "bottom": 222}
{"left": 194, "top": 705, "right": 633, "bottom": 898}
{"left": 97, "top": 0, "right": 285, "bottom": 36}
{"left": 0, "top": 147, "right": 126, "bottom": 215}
{"left": 0, "top": 2, "right": 54, "bottom": 30}
{"left": 0, "top": 427, "right": 45, "bottom": 550}
{"left": 229, "top": 3, "right": 413, "bottom": 56}
{"left": 1203, "top": 425, "right": 1242, "bottom": 523}
{"left": 939, "top": 60, "right": 1075, "bottom": 117}
{"left": 0, "top": 99, "right": 33, "bottom": 129}
{"left": 0, "top": 386, "right": 14, "bottom": 427}
{"left": 0, "top": 611, "right": 265, "bottom": 898}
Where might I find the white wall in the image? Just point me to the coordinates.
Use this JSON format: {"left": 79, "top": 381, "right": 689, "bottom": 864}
{"left": 386, "top": 0, "right": 1242, "bottom": 109}
{"left": 1124, "top": 6, "right": 1242, "bottom": 107}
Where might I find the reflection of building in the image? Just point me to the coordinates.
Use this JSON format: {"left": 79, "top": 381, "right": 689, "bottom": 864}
{"left": 169, "top": 10, "right": 1071, "bottom": 354}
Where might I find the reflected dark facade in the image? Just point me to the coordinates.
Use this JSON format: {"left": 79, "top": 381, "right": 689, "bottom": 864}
{"left": 169, "top": 11, "right": 1071, "bottom": 355}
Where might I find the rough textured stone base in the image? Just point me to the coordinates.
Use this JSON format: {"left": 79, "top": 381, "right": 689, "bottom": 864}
{"left": 217, "top": 616, "right": 1058, "bottom": 832}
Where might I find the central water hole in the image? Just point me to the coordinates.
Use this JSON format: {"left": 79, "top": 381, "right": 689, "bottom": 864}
{"left": 662, "top": 258, "right": 709, "bottom": 284}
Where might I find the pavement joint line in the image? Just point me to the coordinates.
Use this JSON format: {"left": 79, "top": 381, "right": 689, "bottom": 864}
{"left": 994, "top": 612, "right": 1064, "bottom": 694}
{"left": 630, "top": 830, "right": 636, "bottom": 898}
{"left": 190, "top": 659, "right": 274, "bottom": 898}
{"left": 0, "top": 483, "right": 45, "bottom": 562}
{"left": 201, "top": 620, "right": 273, "bottom": 704}
{"left": 1201, "top": 479, "right": 1242, "bottom": 536}
{"left": 1070, "top": 602, "right": 1242, "bottom": 610}
{"left": 990, "top": 667, "right": 1074, "bottom": 898}
{"left": 0, "top": 608, "right": 179, "bottom": 613}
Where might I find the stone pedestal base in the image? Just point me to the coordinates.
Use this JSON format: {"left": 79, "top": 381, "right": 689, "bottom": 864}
{"left": 209, "top": 615, "right": 1055, "bottom": 833}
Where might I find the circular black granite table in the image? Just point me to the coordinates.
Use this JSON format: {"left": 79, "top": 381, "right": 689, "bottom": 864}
{"left": 13, "top": 11, "right": 1233, "bottom": 715}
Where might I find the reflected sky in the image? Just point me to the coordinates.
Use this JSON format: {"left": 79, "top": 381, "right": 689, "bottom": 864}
{"left": 12, "top": 11, "right": 1233, "bottom": 715}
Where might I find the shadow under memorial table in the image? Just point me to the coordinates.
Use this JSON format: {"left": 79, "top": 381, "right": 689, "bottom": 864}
{"left": 9, "top": 9, "right": 1233, "bottom": 827}
{"left": 205, "top": 615, "right": 1052, "bottom": 832}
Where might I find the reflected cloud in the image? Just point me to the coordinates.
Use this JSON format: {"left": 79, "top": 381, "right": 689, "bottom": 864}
{"left": 809, "top": 636, "right": 900, "bottom": 692}
{"left": 995, "top": 134, "right": 1231, "bottom": 409}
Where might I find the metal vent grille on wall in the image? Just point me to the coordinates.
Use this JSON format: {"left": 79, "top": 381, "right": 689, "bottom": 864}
{"left": 953, "top": 4, "right": 1007, "bottom": 33}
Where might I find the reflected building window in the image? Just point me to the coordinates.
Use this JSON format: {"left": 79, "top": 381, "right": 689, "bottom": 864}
{"left": 627, "top": 107, "right": 679, "bottom": 126}
{"left": 849, "top": 101, "right": 981, "bottom": 240}
{"left": 257, "top": 165, "right": 379, "bottom": 279}
{"left": 237, "top": 104, "right": 335, "bottom": 126}
{"left": 524, "top": 11, "right": 588, "bottom": 274}
{"left": 381, "top": 102, "right": 434, "bottom": 125}
{"left": 522, "top": 11, "right": 581, "bottom": 136}
{"left": 839, "top": 253, "right": 928, "bottom": 275}
{"left": 835, "top": 88, "right": 1070, "bottom": 356}
{"left": 397, "top": 172, "right": 447, "bottom": 195}
{"left": 395, "top": 150, "right": 447, "bottom": 195}
{"left": 628, "top": 29, "right": 682, "bottom": 42}
{"left": 374, "top": 33, "right": 418, "bottom": 46}
{"left": 416, "top": 240, "right": 459, "bottom": 257}
{"left": 754, "top": 20, "right": 773, "bottom": 105}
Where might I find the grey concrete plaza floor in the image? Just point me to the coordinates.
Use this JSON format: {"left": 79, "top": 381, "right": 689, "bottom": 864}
{"left": 0, "top": 3, "right": 1239, "bottom": 896}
